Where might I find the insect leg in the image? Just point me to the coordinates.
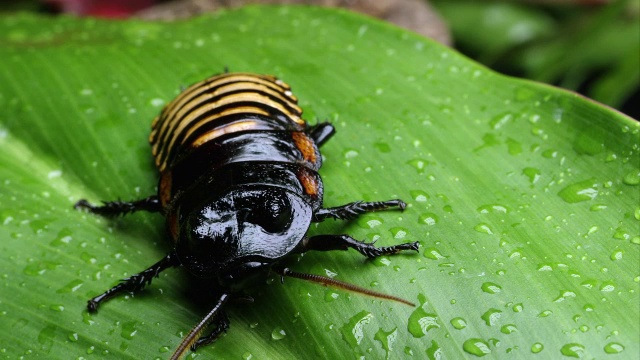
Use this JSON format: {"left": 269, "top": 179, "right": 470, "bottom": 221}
{"left": 74, "top": 195, "right": 161, "bottom": 217}
{"left": 301, "top": 234, "right": 419, "bottom": 258}
{"left": 312, "top": 199, "right": 406, "bottom": 222}
{"left": 87, "top": 252, "right": 179, "bottom": 312}
{"left": 307, "top": 122, "right": 335, "bottom": 146}
{"left": 191, "top": 311, "right": 230, "bottom": 351}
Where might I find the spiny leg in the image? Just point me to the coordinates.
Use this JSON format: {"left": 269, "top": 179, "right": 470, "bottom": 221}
{"left": 74, "top": 195, "right": 161, "bottom": 217}
{"left": 312, "top": 199, "right": 406, "bottom": 222}
{"left": 191, "top": 311, "right": 230, "bottom": 351}
{"left": 301, "top": 234, "right": 419, "bottom": 258}
{"left": 87, "top": 252, "right": 179, "bottom": 312}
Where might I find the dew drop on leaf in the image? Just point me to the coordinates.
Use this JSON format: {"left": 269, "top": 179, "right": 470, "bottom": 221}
{"left": 462, "top": 338, "right": 491, "bottom": 357}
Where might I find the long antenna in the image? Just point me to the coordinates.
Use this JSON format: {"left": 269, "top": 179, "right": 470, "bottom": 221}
{"left": 278, "top": 268, "right": 415, "bottom": 307}
{"left": 171, "top": 292, "right": 230, "bottom": 360}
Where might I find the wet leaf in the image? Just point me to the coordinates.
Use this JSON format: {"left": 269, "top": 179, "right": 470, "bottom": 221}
{"left": 0, "top": 5, "right": 638, "bottom": 359}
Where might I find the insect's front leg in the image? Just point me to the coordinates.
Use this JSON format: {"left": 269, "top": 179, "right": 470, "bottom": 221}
{"left": 75, "top": 195, "right": 161, "bottom": 217}
{"left": 87, "top": 252, "right": 179, "bottom": 312}
{"left": 300, "top": 234, "right": 419, "bottom": 258}
{"left": 312, "top": 199, "right": 406, "bottom": 222}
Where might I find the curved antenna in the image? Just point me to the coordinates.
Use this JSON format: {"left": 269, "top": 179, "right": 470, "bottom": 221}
{"left": 171, "top": 292, "right": 230, "bottom": 360}
{"left": 279, "top": 268, "right": 415, "bottom": 307}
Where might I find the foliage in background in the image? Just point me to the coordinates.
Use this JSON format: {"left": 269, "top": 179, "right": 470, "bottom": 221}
{"left": 432, "top": 0, "right": 640, "bottom": 118}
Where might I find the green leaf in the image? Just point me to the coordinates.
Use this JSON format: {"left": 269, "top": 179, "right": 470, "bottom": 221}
{"left": 1, "top": 5, "right": 638, "bottom": 359}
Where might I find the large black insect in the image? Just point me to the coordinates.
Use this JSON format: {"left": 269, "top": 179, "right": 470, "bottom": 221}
{"left": 75, "top": 72, "right": 419, "bottom": 359}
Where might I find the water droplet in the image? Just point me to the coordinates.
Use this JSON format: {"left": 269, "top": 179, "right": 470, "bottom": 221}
{"left": 374, "top": 327, "right": 397, "bottom": 354}
{"left": 557, "top": 179, "right": 598, "bottom": 203}
{"left": 599, "top": 281, "right": 615, "bottom": 292}
{"left": 481, "top": 282, "right": 502, "bottom": 294}
{"left": 450, "top": 317, "right": 467, "bottom": 330}
{"left": 473, "top": 133, "right": 500, "bottom": 152}
{"left": 271, "top": 327, "right": 286, "bottom": 340}
{"left": 512, "top": 303, "right": 524, "bottom": 312}
{"left": 373, "top": 256, "right": 391, "bottom": 267}
{"left": 150, "top": 98, "right": 164, "bottom": 107}
{"left": 426, "top": 340, "right": 443, "bottom": 360}
{"left": 343, "top": 149, "right": 359, "bottom": 159}
{"left": 463, "top": 338, "right": 491, "bottom": 357}
{"left": 404, "top": 346, "right": 414, "bottom": 356}
{"left": 406, "top": 158, "right": 430, "bottom": 173}
{"left": 389, "top": 227, "right": 408, "bottom": 239}
{"left": 531, "top": 342, "right": 544, "bottom": 353}
{"left": 408, "top": 307, "right": 439, "bottom": 338}
{"left": 622, "top": 171, "right": 640, "bottom": 185}
{"left": 581, "top": 279, "right": 597, "bottom": 289}
{"left": 49, "top": 304, "right": 64, "bottom": 312}
{"left": 610, "top": 250, "right": 623, "bottom": 261}
{"left": 500, "top": 324, "right": 517, "bottom": 334}
{"left": 489, "top": 112, "right": 513, "bottom": 130}
{"left": 423, "top": 247, "right": 446, "bottom": 260}
{"left": 537, "top": 310, "right": 552, "bottom": 318}
{"left": 242, "top": 352, "right": 253, "bottom": 360}
{"left": 410, "top": 190, "right": 430, "bottom": 202}
{"left": 613, "top": 227, "right": 630, "bottom": 240}
{"left": 538, "top": 263, "right": 553, "bottom": 271}
{"left": 324, "top": 290, "right": 339, "bottom": 302}
{"left": 356, "top": 215, "right": 383, "bottom": 229}
{"left": 579, "top": 325, "right": 589, "bottom": 332}
{"left": 522, "top": 167, "right": 541, "bottom": 184}
{"left": 481, "top": 308, "right": 502, "bottom": 326}
{"left": 474, "top": 223, "right": 494, "bottom": 235}
{"left": 23, "top": 260, "right": 60, "bottom": 276}
{"left": 121, "top": 321, "right": 138, "bottom": 340}
{"left": 553, "top": 290, "right": 577, "bottom": 302}
{"left": 560, "top": 343, "right": 585, "bottom": 358}
{"left": 477, "top": 204, "right": 508, "bottom": 214}
{"left": 418, "top": 212, "right": 439, "bottom": 226}
{"left": 56, "top": 279, "right": 83, "bottom": 294}
{"left": 603, "top": 342, "right": 625, "bottom": 354}
{"left": 50, "top": 227, "right": 73, "bottom": 247}
{"left": 340, "top": 311, "right": 373, "bottom": 348}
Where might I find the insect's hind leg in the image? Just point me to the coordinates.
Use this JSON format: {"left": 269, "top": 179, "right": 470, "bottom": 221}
{"left": 301, "top": 234, "right": 419, "bottom": 258}
{"left": 87, "top": 252, "right": 178, "bottom": 312}
{"left": 312, "top": 199, "right": 406, "bottom": 222}
{"left": 74, "top": 195, "right": 161, "bottom": 217}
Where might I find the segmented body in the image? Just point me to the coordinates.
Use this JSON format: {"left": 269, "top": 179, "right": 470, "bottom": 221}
{"left": 148, "top": 73, "right": 324, "bottom": 241}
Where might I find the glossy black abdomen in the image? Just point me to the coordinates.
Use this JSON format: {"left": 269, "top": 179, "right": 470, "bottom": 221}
{"left": 148, "top": 73, "right": 324, "bottom": 240}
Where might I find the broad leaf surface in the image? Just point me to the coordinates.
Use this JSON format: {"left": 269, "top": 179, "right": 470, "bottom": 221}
{"left": 0, "top": 6, "right": 638, "bottom": 359}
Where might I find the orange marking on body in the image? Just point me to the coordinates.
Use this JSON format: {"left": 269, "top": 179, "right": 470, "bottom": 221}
{"left": 297, "top": 168, "right": 319, "bottom": 197}
{"left": 291, "top": 132, "right": 317, "bottom": 164}
{"left": 159, "top": 171, "right": 173, "bottom": 208}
